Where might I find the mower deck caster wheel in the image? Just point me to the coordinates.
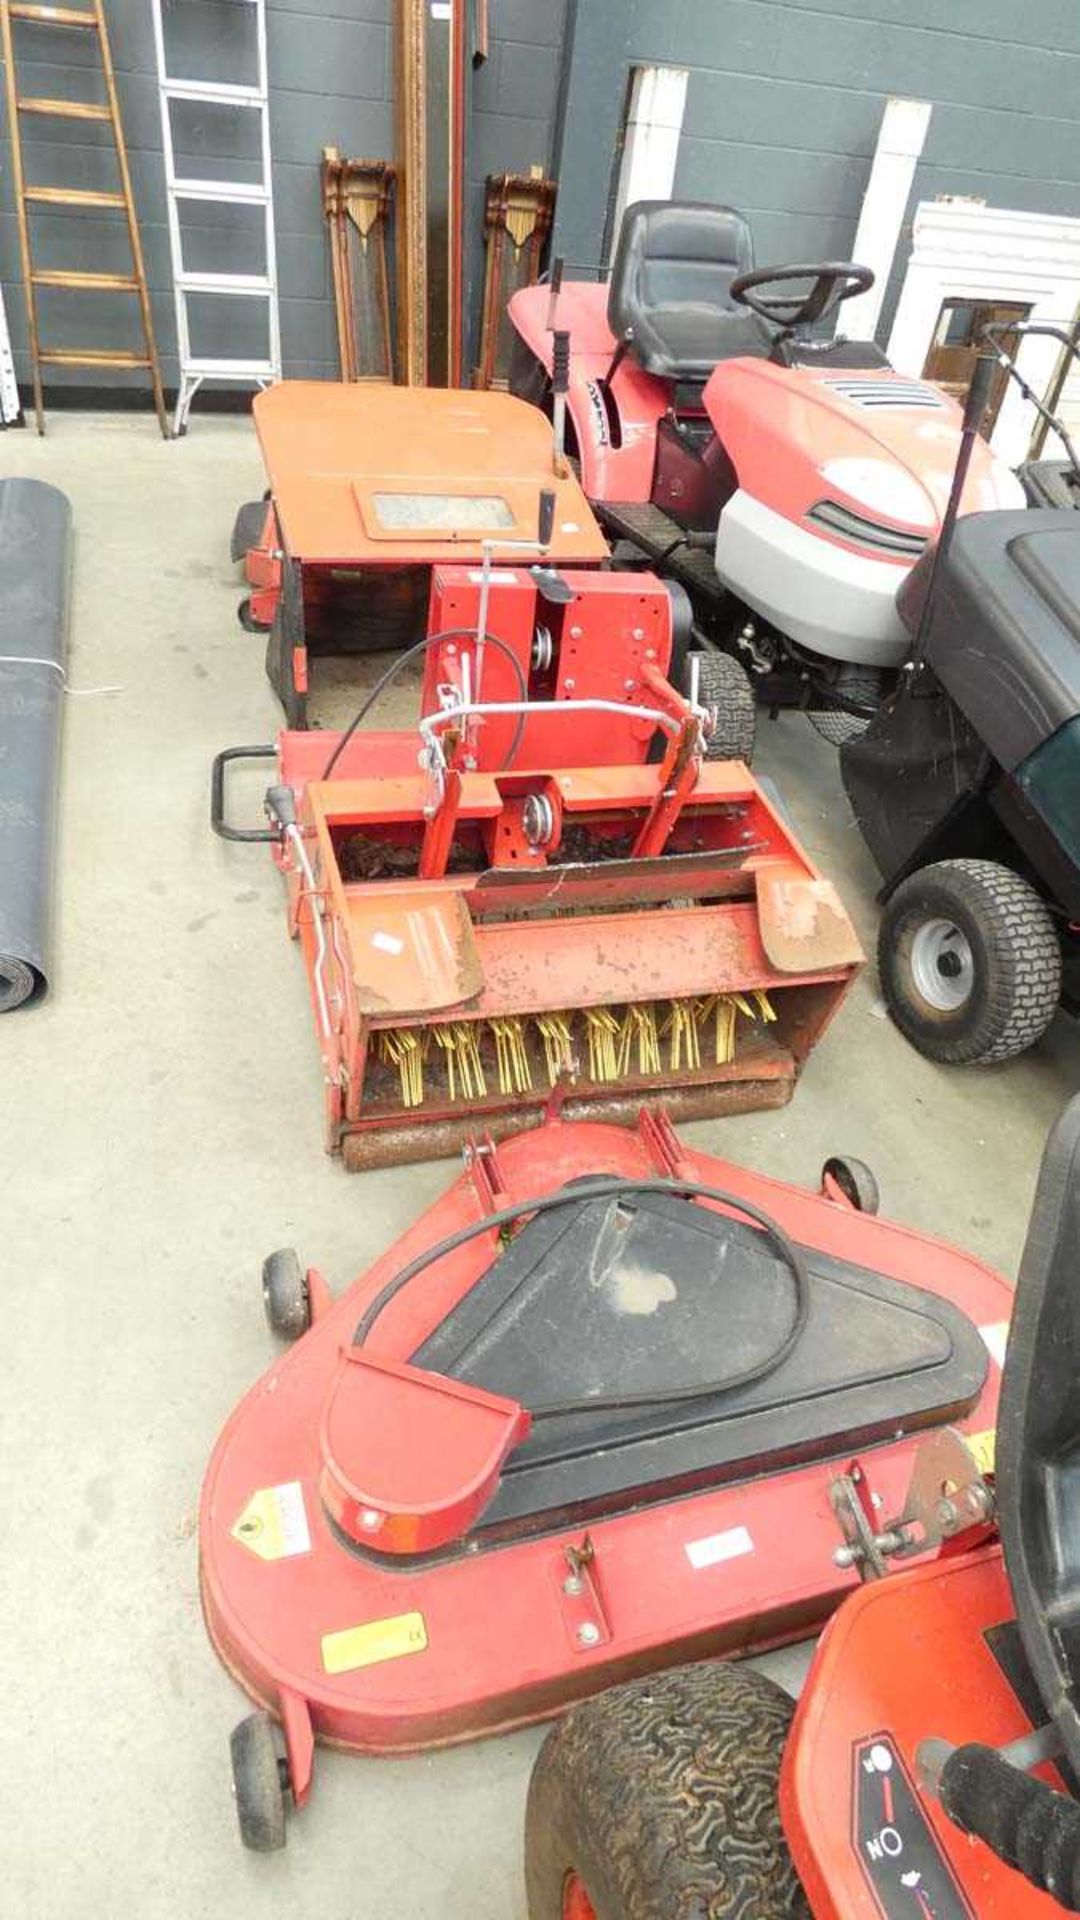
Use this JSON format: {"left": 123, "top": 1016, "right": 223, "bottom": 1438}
{"left": 237, "top": 596, "right": 269, "bottom": 634}
{"left": 685, "top": 649, "right": 756, "bottom": 764}
{"left": 230, "top": 1711, "right": 291, "bottom": 1852}
{"left": 525, "top": 1660, "right": 808, "bottom": 1918}
{"left": 822, "top": 1154, "right": 879, "bottom": 1214}
{"left": 262, "top": 1248, "right": 311, "bottom": 1341}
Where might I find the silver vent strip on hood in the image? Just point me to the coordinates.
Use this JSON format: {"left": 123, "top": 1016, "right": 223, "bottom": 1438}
{"left": 822, "top": 378, "right": 946, "bottom": 410}
{"left": 806, "top": 498, "right": 929, "bottom": 557}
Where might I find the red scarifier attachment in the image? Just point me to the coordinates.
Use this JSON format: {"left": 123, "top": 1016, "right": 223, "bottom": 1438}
{"left": 261, "top": 566, "right": 862, "bottom": 1169}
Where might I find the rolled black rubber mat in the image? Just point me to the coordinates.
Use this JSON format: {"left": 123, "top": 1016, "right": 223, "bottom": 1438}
{"left": 0, "top": 477, "right": 72, "bottom": 1011}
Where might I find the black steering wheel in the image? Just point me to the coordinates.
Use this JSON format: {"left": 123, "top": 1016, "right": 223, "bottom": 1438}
{"left": 729, "top": 262, "right": 874, "bottom": 330}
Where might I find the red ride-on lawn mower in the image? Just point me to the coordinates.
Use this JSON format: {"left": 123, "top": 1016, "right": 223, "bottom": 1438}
{"left": 522, "top": 1098, "right": 1080, "bottom": 1920}
{"left": 508, "top": 200, "right": 1025, "bottom": 740}
{"left": 201, "top": 1105, "right": 1012, "bottom": 1852}
{"left": 213, "top": 550, "right": 858, "bottom": 1168}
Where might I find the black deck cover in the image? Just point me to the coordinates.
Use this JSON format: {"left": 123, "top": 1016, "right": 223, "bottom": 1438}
{"left": 898, "top": 510, "right": 1080, "bottom": 771}
{"left": 412, "top": 1188, "right": 988, "bottom": 1543}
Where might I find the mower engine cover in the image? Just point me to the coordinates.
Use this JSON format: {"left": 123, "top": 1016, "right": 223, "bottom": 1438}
{"left": 704, "top": 359, "right": 1025, "bottom": 670}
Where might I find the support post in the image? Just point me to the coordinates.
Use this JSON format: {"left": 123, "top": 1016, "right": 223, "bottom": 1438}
{"left": 844, "top": 98, "right": 932, "bottom": 343}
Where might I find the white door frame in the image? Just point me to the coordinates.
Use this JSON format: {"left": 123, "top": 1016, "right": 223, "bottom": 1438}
{"left": 610, "top": 65, "right": 689, "bottom": 243}
{"left": 887, "top": 200, "right": 1080, "bottom": 465}
{"left": 845, "top": 97, "right": 932, "bottom": 342}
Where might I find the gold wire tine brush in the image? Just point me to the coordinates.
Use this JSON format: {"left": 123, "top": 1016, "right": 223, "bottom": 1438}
{"left": 377, "top": 1026, "right": 427, "bottom": 1108}
{"left": 376, "top": 992, "right": 777, "bottom": 1107}
{"left": 536, "top": 1012, "right": 575, "bottom": 1087}
{"left": 433, "top": 1023, "right": 488, "bottom": 1102}
{"left": 583, "top": 1006, "right": 621, "bottom": 1084}
{"left": 490, "top": 1016, "right": 533, "bottom": 1095}
{"left": 664, "top": 999, "right": 702, "bottom": 1073}
{"left": 618, "top": 1003, "right": 662, "bottom": 1078}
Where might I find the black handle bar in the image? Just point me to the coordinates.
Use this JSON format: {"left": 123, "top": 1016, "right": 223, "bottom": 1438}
{"left": 210, "top": 745, "right": 278, "bottom": 842}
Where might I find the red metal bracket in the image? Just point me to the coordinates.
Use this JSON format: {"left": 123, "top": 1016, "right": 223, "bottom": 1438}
{"left": 553, "top": 1535, "right": 612, "bottom": 1653}
{"left": 279, "top": 1688, "right": 315, "bottom": 1808}
{"left": 463, "top": 1134, "right": 509, "bottom": 1212}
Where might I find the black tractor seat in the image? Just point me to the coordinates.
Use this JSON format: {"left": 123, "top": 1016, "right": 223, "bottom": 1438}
{"left": 607, "top": 199, "right": 772, "bottom": 380}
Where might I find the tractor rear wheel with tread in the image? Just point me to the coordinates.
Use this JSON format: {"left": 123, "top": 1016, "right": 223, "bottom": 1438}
{"left": 879, "top": 859, "right": 1061, "bottom": 1066}
{"left": 685, "top": 650, "right": 756, "bottom": 764}
{"left": 524, "top": 1660, "right": 808, "bottom": 1919}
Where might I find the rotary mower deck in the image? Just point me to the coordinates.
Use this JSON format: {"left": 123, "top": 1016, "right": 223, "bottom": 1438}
{"left": 202, "top": 1107, "right": 1012, "bottom": 1852}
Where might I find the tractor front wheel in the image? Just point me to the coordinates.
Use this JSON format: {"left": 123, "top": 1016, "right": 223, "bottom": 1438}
{"left": 524, "top": 1661, "right": 808, "bottom": 1920}
{"left": 808, "top": 666, "right": 884, "bottom": 745}
{"left": 685, "top": 649, "right": 756, "bottom": 764}
{"left": 879, "top": 859, "right": 1061, "bottom": 1066}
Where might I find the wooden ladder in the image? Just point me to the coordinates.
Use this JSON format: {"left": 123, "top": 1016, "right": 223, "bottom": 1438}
{"left": 0, "top": 0, "right": 167, "bottom": 435}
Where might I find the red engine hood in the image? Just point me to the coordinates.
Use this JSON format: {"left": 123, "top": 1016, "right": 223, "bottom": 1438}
{"left": 704, "top": 359, "right": 1021, "bottom": 538}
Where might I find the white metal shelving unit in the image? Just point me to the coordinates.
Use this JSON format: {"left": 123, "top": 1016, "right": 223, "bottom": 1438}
{"left": 150, "top": 0, "right": 281, "bottom": 435}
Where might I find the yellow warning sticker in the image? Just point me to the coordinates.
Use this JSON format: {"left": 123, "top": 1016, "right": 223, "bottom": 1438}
{"left": 232, "top": 1482, "right": 312, "bottom": 1561}
{"left": 321, "top": 1611, "right": 428, "bottom": 1676}
{"left": 967, "top": 1429, "right": 996, "bottom": 1477}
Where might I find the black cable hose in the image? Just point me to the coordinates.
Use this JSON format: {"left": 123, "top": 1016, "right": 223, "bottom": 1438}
{"left": 353, "top": 1177, "right": 811, "bottom": 1420}
{"left": 320, "top": 628, "right": 531, "bottom": 782}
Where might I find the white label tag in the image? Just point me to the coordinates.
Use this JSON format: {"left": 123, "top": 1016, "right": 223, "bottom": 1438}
{"left": 371, "top": 930, "right": 404, "bottom": 956}
{"left": 980, "top": 1320, "right": 1009, "bottom": 1368}
{"left": 685, "top": 1524, "right": 754, "bottom": 1570}
{"left": 232, "top": 1480, "right": 312, "bottom": 1561}
{"left": 274, "top": 1480, "right": 312, "bottom": 1555}
{"left": 466, "top": 568, "right": 517, "bottom": 585}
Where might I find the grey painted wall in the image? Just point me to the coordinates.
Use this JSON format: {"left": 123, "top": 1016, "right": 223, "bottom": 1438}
{"left": 0, "top": 0, "right": 565, "bottom": 396}
{"left": 553, "top": 0, "right": 1080, "bottom": 340}
{"left": 6, "top": 0, "right": 1078, "bottom": 401}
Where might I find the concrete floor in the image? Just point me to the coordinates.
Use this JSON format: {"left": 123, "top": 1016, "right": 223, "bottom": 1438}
{"left": 2, "top": 413, "right": 1078, "bottom": 1918}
